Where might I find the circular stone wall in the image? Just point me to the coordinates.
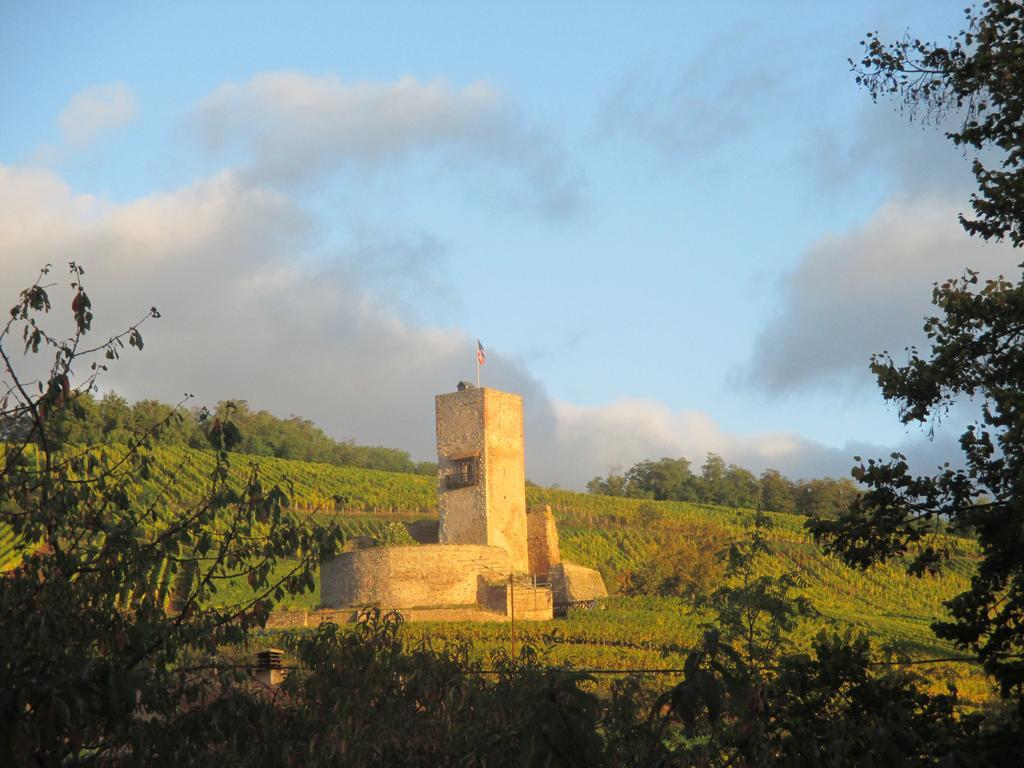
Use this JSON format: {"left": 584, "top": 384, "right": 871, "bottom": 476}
{"left": 320, "top": 544, "right": 512, "bottom": 609}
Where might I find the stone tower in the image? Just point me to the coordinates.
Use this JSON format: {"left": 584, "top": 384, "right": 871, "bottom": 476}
{"left": 435, "top": 387, "right": 529, "bottom": 573}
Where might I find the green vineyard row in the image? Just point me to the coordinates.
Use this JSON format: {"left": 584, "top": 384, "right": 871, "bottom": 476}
{"left": 1, "top": 443, "right": 991, "bottom": 702}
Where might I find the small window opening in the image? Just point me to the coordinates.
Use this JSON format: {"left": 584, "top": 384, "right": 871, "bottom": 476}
{"left": 444, "top": 457, "right": 478, "bottom": 490}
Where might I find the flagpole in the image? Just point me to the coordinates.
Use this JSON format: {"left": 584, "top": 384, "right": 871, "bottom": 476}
{"left": 476, "top": 340, "right": 484, "bottom": 388}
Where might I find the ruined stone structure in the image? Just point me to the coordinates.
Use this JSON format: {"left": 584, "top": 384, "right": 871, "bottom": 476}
{"left": 526, "top": 505, "right": 561, "bottom": 576}
{"left": 318, "top": 386, "right": 606, "bottom": 622}
{"left": 320, "top": 544, "right": 511, "bottom": 609}
{"left": 436, "top": 388, "right": 530, "bottom": 573}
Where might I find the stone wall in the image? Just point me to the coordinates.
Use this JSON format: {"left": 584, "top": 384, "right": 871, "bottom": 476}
{"left": 507, "top": 581, "right": 554, "bottom": 621}
{"left": 310, "top": 387, "right": 557, "bottom": 623}
{"left": 435, "top": 388, "right": 529, "bottom": 572}
{"left": 263, "top": 609, "right": 312, "bottom": 629}
{"left": 263, "top": 608, "right": 362, "bottom": 629}
{"left": 477, "top": 580, "right": 510, "bottom": 614}
{"left": 436, "top": 388, "right": 488, "bottom": 545}
{"left": 320, "top": 544, "right": 512, "bottom": 609}
{"left": 551, "top": 562, "right": 608, "bottom": 605}
{"left": 482, "top": 389, "right": 529, "bottom": 572}
{"left": 526, "top": 505, "right": 561, "bottom": 576}
{"left": 265, "top": 603, "right": 555, "bottom": 627}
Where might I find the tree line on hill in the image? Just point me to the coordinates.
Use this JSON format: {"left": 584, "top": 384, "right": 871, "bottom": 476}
{"left": 0, "top": 390, "right": 438, "bottom": 476}
{"left": 587, "top": 455, "right": 860, "bottom": 517}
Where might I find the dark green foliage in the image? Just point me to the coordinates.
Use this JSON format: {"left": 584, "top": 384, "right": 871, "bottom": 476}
{"left": 759, "top": 468, "right": 796, "bottom": 514}
{"left": 612, "top": 513, "right": 1011, "bottom": 765}
{"left": 587, "top": 454, "right": 860, "bottom": 516}
{"left": 43, "top": 391, "right": 208, "bottom": 449}
{"left": 65, "top": 605, "right": 1011, "bottom": 768}
{"left": 159, "top": 610, "right": 608, "bottom": 767}
{"left": 792, "top": 477, "right": 861, "bottom": 519}
{"left": 701, "top": 514, "right": 814, "bottom": 673}
{"left": 585, "top": 470, "right": 627, "bottom": 496}
{"left": 626, "top": 457, "right": 698, "bottom": 501}
{"left": 811, "top": 269, "right": 1024, "bottom": 697}
{"left": 853, "top": 0, "right": 1024, "bottom": 246}
{"left": 812, "top": 0, "right": 1024, "bottom": 700}
{"left": 702, "top": 453, "right": 760, "bottom": 509}
{"left": 0, "top": 389, "right": 437, "bottom": 476}
{"left": 621, "top": 522, "right": 726, "bottom": 600}
{"left": 375, "top": 520, "right": 416, "bottom": 546}
{"left": 644, "top": 515, "right": 1017, "bottom": 766}
{"left": 0, "top": 265, "right": 344, "bottom": 766}
{"left": 649, "top": 628, "right": 1002, "bottom": 767}
{"left": 209, "top": 398, "right": 435, "bottom": 474}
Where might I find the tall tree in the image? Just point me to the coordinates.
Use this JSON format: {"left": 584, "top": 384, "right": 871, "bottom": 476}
{"left": 810, "top": 1, "right": 1024, "bottom": 698}
{"left": 795, "top": 478, "right": 861, "bottom": 519}
{"left": 586, "top": 471, "right": 626, "bottom": 497}
{"left": 759, "top": 468, "right": 795, "bottom": 514}
{"left": 0, "top": 265, "right": 343, "bottom": 763}
{"left": 722, "top": 464, "right": 759, "bottom": 509}
{"left": 624, "top": 457, "right": 695, "bottom": 501}
{"left": 699, "top": 453, "right": 729, "bottom": 504}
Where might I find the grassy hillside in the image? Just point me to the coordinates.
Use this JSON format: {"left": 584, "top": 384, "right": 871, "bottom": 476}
{"left": 0, "top": 444, "right": 992, "bottom": 702}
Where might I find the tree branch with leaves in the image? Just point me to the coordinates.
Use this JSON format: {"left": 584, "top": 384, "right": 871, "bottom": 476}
{"left": 0, "top": 263, "right": 343, "bottom": 765}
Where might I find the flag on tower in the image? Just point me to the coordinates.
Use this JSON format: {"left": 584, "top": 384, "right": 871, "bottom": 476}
{"left": 477, "top": 340, "right": 486, "bottom": 365}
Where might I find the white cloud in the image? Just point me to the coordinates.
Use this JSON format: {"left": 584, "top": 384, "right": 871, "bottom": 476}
{"left": 1, "top": 164, "right": 955, "bottom": 491}
{"left": 743, "top": 195, "right": 1021, "bottom": 395}
{"left": 535, "top": 397, "right": 964, "bottom": 489}
{"left": 58, "top": 83, "right": 138, "bottom": 148}
{"left": 0, "top": 163, "right": 546, "bottom": 466}
{"left": 197, "top": 73, "right": 501, "bottom": 169}
{"left": 192, "top": 72, "right": 584, "bottom": 219}
{"left": 541, "top": 399, "right": 827, "bottom": 487}
{"left": 595, "top": 27, "right": 786, "bottom": 163}
{"left": 329, "top": 223, "right": 453, "bottom": 322}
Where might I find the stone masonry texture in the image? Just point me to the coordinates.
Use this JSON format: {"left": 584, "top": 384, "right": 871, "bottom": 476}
{"left": 551, "top": 562, "right": 609, "bottom": 605}
{"left": 436, "top": 388, "right": 487, "bottom": 545}
{"left": 316, "top": 386, "right": 561, "bottom": 620}
{"left": 320, "top": 544, "right": 512, "bottom": 609}
{"left": 526, "top": 505, "right": 561, "bottom": 576}
{"left": 436, "top": 388, "right": 529, "bottom": 572}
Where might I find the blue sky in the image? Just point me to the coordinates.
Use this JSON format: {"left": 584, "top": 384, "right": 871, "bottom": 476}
{"left": 2, "top": 2, "right": 1013, "bottom": 487}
